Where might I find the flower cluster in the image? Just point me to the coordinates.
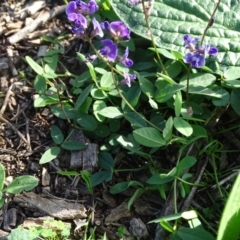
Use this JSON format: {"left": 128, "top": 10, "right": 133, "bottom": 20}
{"left": 183, "top": 34, "right": 218, "bottom": 68}
{"left": 66, "top": 0, "right": 136, "bottom": 87}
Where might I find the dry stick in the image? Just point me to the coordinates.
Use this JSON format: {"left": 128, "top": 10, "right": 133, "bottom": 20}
{"left": 8, "top": 5, "right": 66, "bottom": 44}
{"left": 180, "top": 157, "right": 209, "bottom": 212}
{"left": 0, "top": 114, "right": 28, "bottom": 145}
{"left": 0, "top": 84, "right": 14, "bottom": 114}
{"left": 22, "top": 111, "right": 32, "bottom": 151}
{"left": 211, "top": 170, "right": 240, "bottom": 190}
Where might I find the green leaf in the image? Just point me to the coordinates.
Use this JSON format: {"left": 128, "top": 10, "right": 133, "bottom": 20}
{"left": 99, "top": 152, "right": 114, "bottom": 171}
{"left": 0, "top": 163, "right": 5, "bottom": 191}
{"left": 155, "top": 84, "right": 185, "bottom": 103}
{"left": 177, "top": 156, "right": 197, "bottom": 176}
{"left": 7, "top": 227, "right": 36, "bottom": 240}
{"left": 163, "top": 117, "right": 173, "bottom": 142}
{"left": 173, "top": 117, "right": 193, "bottom": 137}
{"left": 160, "top": 219, "right": 175, "bottom": 233}
{"left": 91, "top": 88, "right": 108, "bottom": 99}
{"left": 212, "top": 89, "right": 230, "bottom": 106}
{"left": 90, "top": 170, "right": 112, "bottom": 187}
{"left": 98, "top": 107, "right": 123, "bottom": 118}
{"left": 174, "top": 91, "right": 182, "bottom": 117}
{"left": 100, "top": 72, "right": 114, "bottom": 89}
{"left": 224, "top": 67, "right": 240, "bottom": 80}
{"left": 74, "top": 84, "right": 93, "bottom": 110}
{"left": 3, "top": 176, "right": 38, "bottom": 194}
{"left": 146, "top": 174, "right": 174, "bottom": 185}
{"left": 0, "top": 198, "right": 4, "bottom": 208}
{"left": 57, "top": 171, "right": 79, "bottom": 176}
{"left": 93, "top": 100, "right": 107, "bottom": 122}
{"left": 111, "top": 0, "right": 240, "bottom": 67}
{"left": 149, "top": 212, "right": 182, "bottom": 223}
{"left": 121, "top": 85, "right": 141, "bottom": 111}
{"left": 61, "top": 141, "right": 87, "bottom": 151}
{"left": 39, "top": 146, "right": 61, "bottom": 164}
{"left": 77, "top": 53, "right": 96, "bottom": 80}
{"left": 25, "top": 56, "right": 44, "bottom": 75}
{"left": 127, "top": 188, "right": 144, "bottom": 209}
{"left": 180, "top": 73, "right": 216, "bottom": 88}
{"left": 50, "top": 125, "right": 64, "bottom": 144}
{"left": 95, "top": 124, "right": 111, "bottom": 137}
{"left": 177, "top": 227, "right": 215, "bottom": 240}
{"left": 34, "top": 75, "right": 47, "bottom": 94}
{"left": 231, "top": 89, "right": 240, "bottom": 116}
{"left": 133, "top": 127, "right": 166, "bottom": 147}
{"left": 110, "top": 181, "right": 144, "bottom": 194}
{"left": 136, "top": 73, "right": 155, "bottom": 98}
{"left": 81, "top": 170, "right": 93, "bottom": 195}
{"left": 217, "top": 173, "right": 240, "bottom": 240}
{"left": 76, "top": 113, "right": 98, "bottom": 130}
{"left": 124, "top": 112, "right": 147, "bottom": 128}
{"left": 188, "top": 86, "right": 222, "bottom": 98}
{"left": 51, "top": 106, "right": 76, "bottom": 119}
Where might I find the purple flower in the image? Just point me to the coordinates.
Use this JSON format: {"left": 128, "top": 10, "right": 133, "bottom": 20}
{"left": 66, "top": 0, "right": 98, "bottom": 17}
{"left": 91, "top": 18, "right": 104, "bottom": 38}
{"left": 87, "top": 0, "right": 99, "bottom": 14}
{"left": 183, "top": 35, "right": 218, "bottom": 68}
{"left": 101, "top": 21, "right": 131, "bottom": 41}
{"left": 183, "top": 34, "right": 199, "bottom": 52}
{"left": 183, "top": 53, "right": 205, "bottom": 68}
{"left": 116, "top": 47, "right": 133, "bottom": 67}
{"left": 99, "top": 39, "right": 118, "bottom": 62}
{"left": 120, "top": 72, "right": 136, "bottom": 87}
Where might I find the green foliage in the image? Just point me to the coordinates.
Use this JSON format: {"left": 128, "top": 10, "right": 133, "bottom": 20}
{"left": 7, "top": 219, "right": 71, "bottom": 240}
{"left": 24, "top": 2, "right": 240, "bottom": 239}
{"left": 0, "top": 163, "right": 38, "bottom": 209}
{"left": 110, "top": 0, "right": 240, "bottom": 67}
{"left": 217, "top": 174, "right": 240, "bottom": 240}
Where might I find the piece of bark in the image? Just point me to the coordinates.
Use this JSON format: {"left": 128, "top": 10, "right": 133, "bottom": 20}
{"left": 69, "top": 129, "right": 98, "bottom": 172}
{"left": 13, "top": 192, "right": 87, "bottom": 220}
{"left": 105, "top": 201, "right": 131, "bottom": 225}
{"left": 3, "top": 208, "right": 17, "bottom": 231}
{"left": 129, "top": 218, "right": 148, "bottom": 240}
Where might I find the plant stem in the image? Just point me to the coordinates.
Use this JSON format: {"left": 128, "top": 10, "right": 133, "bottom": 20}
{"left": 140, "top": 0, "right": 168, "bottom": 76}
{"left": 200, "top": 0, "right": 221, "bottom": 45}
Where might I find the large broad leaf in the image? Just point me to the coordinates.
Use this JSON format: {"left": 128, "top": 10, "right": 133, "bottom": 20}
{"left": 217, "top": 173, "right": 240, "bottom": 240}
{"left": 111, "top": 0, "right": 240, "bottom": 67}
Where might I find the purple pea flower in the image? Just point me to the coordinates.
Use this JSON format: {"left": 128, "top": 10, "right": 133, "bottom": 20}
{"left": 91, "top": 18, "right": 104, "bottom": 38}
{"left": 120, "top": 72, "right": 136, "bottom": 87}
{"left": 116, "top": 47, "right": 133, "bottom": 67}
{"left": 101, "top": 21, "right": 131, "bottom": 41}
{"left": 184, "top": 53, "right": 205, "bottom": 68}
{"left": 183, "top": 34, "right": 218, "bottom": 68}
{"left": 183, "top": 34, "right": 199, "bottom": 52}
{"left": 66, "top": 0, "right": 98, "bottom": 17}
{"left": 99, "top": 39, "right": 118, "bottom": 62}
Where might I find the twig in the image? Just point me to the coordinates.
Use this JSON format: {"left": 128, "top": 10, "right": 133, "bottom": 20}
{"left": 180, "top": 157, "right": 209, "bottom": 212}
{"left": 211, "top": 170, "right": 240, "bottom": 189}
{"left": 22, "top": 111, "right": 32, "bottom": 151}
{"left": 8, "top": 5, "right": 66, "bottom": 44}
{"left": 0, "top": 83, "right": 13, "bottom": 114}
{"left": 0, "top": 114, "right": 29, "bottom": 145}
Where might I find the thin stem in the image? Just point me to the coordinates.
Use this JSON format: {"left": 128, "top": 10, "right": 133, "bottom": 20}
{"left": 140, "top": 0, "right": 168, "bottom": 76}
{"left": 200, "top": 0, "right": 221, "bottom": 45}
{"left": 186, "top": 66, "right": 191, "bottom": 106}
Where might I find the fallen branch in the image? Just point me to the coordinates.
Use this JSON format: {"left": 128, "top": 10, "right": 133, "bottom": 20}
{"left": 8, "top": 5, "right": 66, "bottom": 44}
